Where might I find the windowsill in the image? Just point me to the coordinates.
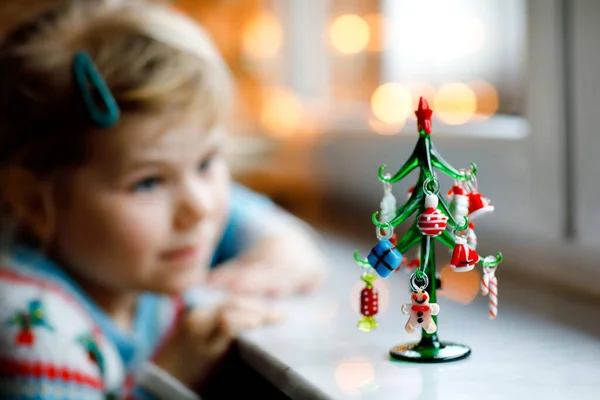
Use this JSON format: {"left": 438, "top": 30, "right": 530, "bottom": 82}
{"left": 229, "top": 106, "right": 529, "bottom": 149}
{"left": 236, "top": 225, "right": 600, "bottom": 399}
{"left": 321, "top": 107, "right": 530, "bottom": 140}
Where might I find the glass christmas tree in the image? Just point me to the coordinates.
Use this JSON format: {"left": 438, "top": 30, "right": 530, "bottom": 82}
{"left": 354, "top": 97, "right": 503, "bottom": 363}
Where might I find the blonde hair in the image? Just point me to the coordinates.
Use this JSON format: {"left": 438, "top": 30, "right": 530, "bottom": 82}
{"left": 0, "top": 0, "right": 232, "bottom": 174}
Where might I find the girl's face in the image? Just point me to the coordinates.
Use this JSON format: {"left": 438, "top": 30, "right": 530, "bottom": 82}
{"left": 52, "top": 116, "right": 230, "bottom": 295}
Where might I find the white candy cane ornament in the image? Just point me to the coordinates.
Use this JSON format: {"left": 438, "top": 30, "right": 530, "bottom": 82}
{"left": 480, "top": 266, "right": 498, "bottom": 319}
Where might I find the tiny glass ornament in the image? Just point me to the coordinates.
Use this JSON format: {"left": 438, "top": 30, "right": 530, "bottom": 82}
{"left": 468, "top": 191, "right": 494, "bottom": 219}
{"left": 449, "top": 192, "right": 469, "bottom": 221}
{"left": 401, "top": 273, "right": 440, "bottom": 334}
{"left": 368, "top": 237, "right": 403, "bottom": 278}
{"left": 446, "top": 183, "right": 467, "bottom": 198}
{"left": 357, "top": 271, "right": 379, "bottom": 332}
{"left": 465, "top": 176, "right": 494, "bottom": 220}
{"left": 480, "top": 256, "right": 500, "bottom": 319}
{"left": 369, "top": 176, "right": 402, "bottom": 278}
{"left": 450, "top": 233, "right": 480, "bottom": 272}
{"left": 417, "top": 194, "right": 448, "bottom": 237}
{"left": 415, "top": 97, "right": 433, "bottom": 134}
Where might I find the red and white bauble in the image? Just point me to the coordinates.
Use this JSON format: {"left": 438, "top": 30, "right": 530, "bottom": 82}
{"left": 417, "top": 194, "right": 448, "bottom": 237}
{"left": 450, "top": 236, "right": 480, "bottom": 272}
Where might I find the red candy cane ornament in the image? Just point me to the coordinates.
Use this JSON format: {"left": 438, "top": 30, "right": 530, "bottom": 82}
{"left": 481, "top": 266, "right": 498, "bottom": 319}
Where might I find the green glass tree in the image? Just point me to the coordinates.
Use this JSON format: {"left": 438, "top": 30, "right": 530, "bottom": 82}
{"left": 355, "top": 97, "right": 503, "bottom": 363}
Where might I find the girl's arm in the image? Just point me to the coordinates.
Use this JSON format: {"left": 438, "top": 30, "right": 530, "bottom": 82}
{"left": 207, "top": 184, "right": 326, "bottom": 296}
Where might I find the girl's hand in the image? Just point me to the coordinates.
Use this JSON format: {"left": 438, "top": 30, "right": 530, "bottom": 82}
{"left": 152, "top": 296, "right": 283, "bottom": 388}
{"left": 206, "top": 232, "right": 326, "bottom": 297}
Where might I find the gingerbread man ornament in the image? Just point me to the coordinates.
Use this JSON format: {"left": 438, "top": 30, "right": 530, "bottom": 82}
{"left": 401, "top": 289, "right": 440, "bottom": 334}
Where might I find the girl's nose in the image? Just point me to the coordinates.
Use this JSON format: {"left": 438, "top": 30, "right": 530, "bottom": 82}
{"left": 173, "top": 179, "right": 213, "bottom": 230}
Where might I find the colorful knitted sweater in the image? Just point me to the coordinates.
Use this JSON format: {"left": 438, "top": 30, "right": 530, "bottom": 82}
{"left": 0, "top": 185, "right": 290, "bottom": 399}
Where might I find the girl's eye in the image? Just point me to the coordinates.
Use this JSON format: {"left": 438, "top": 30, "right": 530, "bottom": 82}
{"left": 132, "top": 176, "right": 163, "bottom": 192}
{"left": 198, "top": 156, "right": 214, "bottom": 173}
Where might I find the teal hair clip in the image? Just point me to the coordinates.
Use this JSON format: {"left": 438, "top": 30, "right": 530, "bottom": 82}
{"left": 72, "top": 51, "right": 120, "bottom": 128}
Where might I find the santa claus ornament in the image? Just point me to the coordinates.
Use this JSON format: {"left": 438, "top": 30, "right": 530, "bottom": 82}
{"left": 450, "top": 231, "right": 480, "bottom": 272}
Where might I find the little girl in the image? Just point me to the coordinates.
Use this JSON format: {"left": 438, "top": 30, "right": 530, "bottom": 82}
{"left": 0, "top": 1, "right": 325, "bottom": 399}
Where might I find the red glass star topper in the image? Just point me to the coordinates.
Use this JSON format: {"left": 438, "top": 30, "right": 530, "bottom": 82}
{"left": 415, "top": 97, "right": 433, "bottom": 134}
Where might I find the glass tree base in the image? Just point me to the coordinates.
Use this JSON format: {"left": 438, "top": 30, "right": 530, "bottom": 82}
{"left": 389, "top": 339, "right": 471, "bottom": 363}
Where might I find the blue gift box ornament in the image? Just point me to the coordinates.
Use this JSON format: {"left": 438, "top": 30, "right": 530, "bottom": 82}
{"left": 367, "top": 239, "right": 403, "bottom": 278}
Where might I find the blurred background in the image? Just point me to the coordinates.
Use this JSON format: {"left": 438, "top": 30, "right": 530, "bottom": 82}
{"left": 1, "top": 0, "right": 599, "bottom": 297}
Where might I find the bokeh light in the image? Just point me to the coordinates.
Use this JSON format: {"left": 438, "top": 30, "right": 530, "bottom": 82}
{"left": 330, "top": 14, "right": 370, "bottom": 54}
{"left": 434, "top": 83, "right": 477, "bottom": 125}
{"left": 371, "top": 83, "right": 412, "bottom": 125}
{"left": 469, "top": 80, "right": 500, "bottom": 120}
{"left": 242, "top": 12, "right": 283, "bottom": 60}
{"left": 260, "top": 87, "right": 302, "bottom": 138}
{"left": 334, "top": 358, "right": 377, "bottom": 395}
{"left": 438, "top": 264, "right": 480, "bottom": 304}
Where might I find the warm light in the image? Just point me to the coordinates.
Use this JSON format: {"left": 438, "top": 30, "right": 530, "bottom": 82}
{"left": 434, "top": 83, "right": 477, "bottom": 125}
{"left": 334, "top": 358, "right": 377, "bottom": 395}
{"left": 330, "top": 14, "right": 370, "bottom": 54}
{"left": 260, "top": 88, "right": 302, "bottom": 138}
{"left": 371, "top": 83, "right": 412, "bottom": 125}
{"left": 438, "top": 264, "right": 480, "bottom": 304}
{"left": 242, "top": 12, "right": 283, "bottom": 60}
{"left": 350, "top": 276, "right": 389, "bottom": 314}
{"left": 364, "top": 14, "right": 387, "bottom": 52}
{"left": 469, "top": 80, "right": 500, "bottom": 120}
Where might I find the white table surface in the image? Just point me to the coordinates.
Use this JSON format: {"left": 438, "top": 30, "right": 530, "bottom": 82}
{"left": 237, "top": 231, "right": 600, "bottom": 400}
